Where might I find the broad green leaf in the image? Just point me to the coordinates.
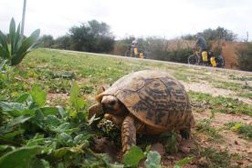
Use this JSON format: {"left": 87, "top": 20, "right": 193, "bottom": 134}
{"left": 30, "top": 85, "right": 46, "bottom": 107}
{"left": 13, "top": 24, "right": 22, "bottom": 55}
{"left": 0, "top": 146, "right": 42, "bottom": 168}
{"left": 26, "top": 134, "right": 47, "bottom": 147}
{"left": 123, "top": 146, "right": 145, "bottom": 167}
{"left": 73, "top": 133, "right": 92, "bottom": 145}
{"left": 6, "top": 115, "right": 31, "bottom": 127}
{"left": 11, "top": 29, "right": 40, "bottom": 66}
{"left": 9, "top": 18, "right": 17, "bottom": 56}
{"left": 144, "top": 151, "right": 161, "bottom": 168}
{"left": 53, "top": 147, "right": 71, "bottom": 158}
{"left": 0, "top": 31, "right": 10, "bottom": 59}
{"left": 44, "top": 115, "right": 61, "bottom": 127}
{"left": 1, "top": 129, "right": 25, "bottom": 140}
{"left": 0, "top": 101, "right": 26, "bottom": 112}
{"left": 0, "top": 101, "right": 34, "bottom": 117}
{"left": 57, "top": 106, "right": 67, "bottom": 118}
{"left": 53, "top": 144, "right": 85, "bottom": 159}
{"left": 40, "top": 107, "right": 59, "bottom": 116}
{"left": 53, "top": 123, "right": 72, "bottom": 133}
{"left": 0, "top": 59, "right": 8, "bottom": 71}
{"left": 57, "top": 132, "right": 73, "bottom": 145}
{"left": 15, "top": 93, "right": 30, "bottom": 103}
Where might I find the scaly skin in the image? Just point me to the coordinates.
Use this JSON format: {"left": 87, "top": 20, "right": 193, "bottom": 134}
{"left": 121, "top": 115, "right": 136, "bottom": 154}
{"left": 88, "top": 103, "right": 104, "bottom": 119}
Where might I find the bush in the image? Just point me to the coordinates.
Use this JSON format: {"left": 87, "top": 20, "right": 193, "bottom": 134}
{"left": 168, "top": 48, "right": 192, "bottom": 63}
{"left": 237, "top": 42, "right": 252, "bottom": 71}
{"left": 0, "top": 18, "right": 40, "bottom": 66}
{"left": 113, "top": 37, "right": 192, "bottom": 63}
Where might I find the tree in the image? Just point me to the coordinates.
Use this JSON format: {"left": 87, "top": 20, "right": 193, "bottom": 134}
{"left": 181, "top": 27, "right": 237, "bottom": 41}
{"left": 237, "top": 42, "right": 252, "bottom": 71}
{"left": 39, "top": 35, "right": 54, "bottom": 48}
{"left": 54, "top": 35, "right": 71, "bottom": 50}
{"left": 202, "top": 27, "right": 237, "bottom": 41}
{"left": 69, "top": 20, "right": 115, "bottom": 53}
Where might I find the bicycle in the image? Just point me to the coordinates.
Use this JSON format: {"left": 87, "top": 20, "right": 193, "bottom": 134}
{"left": 188, "top": 50, "right": 225, "bottom": 68}
{"left": 124, "top": 46, "right": 146, "bottom": 59}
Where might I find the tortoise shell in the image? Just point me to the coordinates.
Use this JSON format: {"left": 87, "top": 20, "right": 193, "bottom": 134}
{"left": 96, "top": 70, "right": 194, "bottom": 133}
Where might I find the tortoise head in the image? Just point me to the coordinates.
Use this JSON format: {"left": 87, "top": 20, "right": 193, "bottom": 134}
{"left": 100, "top": 95, "right": 124, "bottom": 115}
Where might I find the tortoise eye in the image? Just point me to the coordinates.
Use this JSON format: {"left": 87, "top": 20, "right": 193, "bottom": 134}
{"left": 110, "top": 100, "right": 116, "bottom": 106}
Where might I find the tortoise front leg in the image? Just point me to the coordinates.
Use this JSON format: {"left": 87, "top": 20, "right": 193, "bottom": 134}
{"left": 88, "top": 103, "right": 104, "bottom": 119}
{"left": 104, "top": 114, "right": 125, "bottom": 126}
{"left": 121, "top": 115, "right": 136, "bottom": 154}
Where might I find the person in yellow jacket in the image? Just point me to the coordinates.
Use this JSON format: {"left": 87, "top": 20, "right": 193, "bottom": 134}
{"left": 131, "top": 38, "right": 138, "bottom": 57}
{"left": 194, "top": 33, "right": 208, "bottom": 62}
{"left": 194, "top": 33, "right": 217, "bottom": 67}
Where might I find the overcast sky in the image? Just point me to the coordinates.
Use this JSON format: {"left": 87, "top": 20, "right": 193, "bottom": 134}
{"left": 0, "top": 0, "right": 251, "bottom": 40}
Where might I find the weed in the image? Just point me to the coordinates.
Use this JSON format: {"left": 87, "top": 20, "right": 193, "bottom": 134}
{"left": 236, "top": 92, "right": 252, "bottom": 99}
{"left": 189, "top": 91, "right": 252, "bottom": 116}
{"left": 229, "top": 75, "right": 252, "bottom": 81}
{"left": 196, "top": 119, "right": 221, "bottom": 139}
{"left": 212, "top": 81, "right": 242, "bottom": 91}
{"left": 201, "top": 148, "right": 231, "bottom": 168}
{"left": 173, "top": 71, "right": 190, "bottom": 82}
{"left": 225, "top": 122, "right": 252, "bottom": 139}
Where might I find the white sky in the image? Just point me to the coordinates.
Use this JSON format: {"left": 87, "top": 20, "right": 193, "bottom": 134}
{"left": 0, "top": 0, "right": 251, "bottom": 40}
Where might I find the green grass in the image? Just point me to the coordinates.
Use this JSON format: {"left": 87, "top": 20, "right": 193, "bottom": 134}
{"left": 229, "top": 74, "right": 252, "bottom": 81}
{"left": 196, "top": 119, "right": 221, "bottom": 139}
{"left": 225, "top": 122, "right": 252, "bottom": 139}
{"left": 212, "top": 80, "right": 242, "bottom": 91}
{"left": 189, "top": 91, "right": 252, "bottom": 116}
{"left": 200, "top": 148, "right": 232, "bottom": 168}
{"left": 236, "top": 92, "right": 252, "bottom": 99}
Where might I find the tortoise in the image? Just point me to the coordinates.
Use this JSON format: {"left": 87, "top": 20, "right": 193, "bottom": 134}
{"left": 88, "top": 70, "right": 195, "bottom": 154}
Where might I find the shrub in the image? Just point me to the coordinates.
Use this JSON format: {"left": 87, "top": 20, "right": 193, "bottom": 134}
{"left": 0, "top": 18, "right": 40, "bottom": 66}
{"left": 237, "top": 42, "right": 252, "bottom": 71}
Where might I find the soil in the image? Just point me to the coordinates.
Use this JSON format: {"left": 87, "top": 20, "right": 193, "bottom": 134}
{"left": 179, "top": 81, "right": 252, "bottom": 167}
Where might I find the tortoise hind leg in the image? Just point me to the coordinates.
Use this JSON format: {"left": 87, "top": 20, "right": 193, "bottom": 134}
{"left": 121, "top": 115, "right": 136, "bottom": 154}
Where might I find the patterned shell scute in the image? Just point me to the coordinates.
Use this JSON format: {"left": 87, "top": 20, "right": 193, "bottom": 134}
{"left": 102, "top": 70, "right": 191, "bottom": 130}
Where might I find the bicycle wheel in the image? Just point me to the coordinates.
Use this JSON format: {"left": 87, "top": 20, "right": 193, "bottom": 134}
{"left": 216, "top": 55, "right": 225, "bottom": 68}
{"left": 188, "top": 54, "right": 199, "bottom": 65}
{"left": 124, "top": 49, "right": 130, "bottom": 57}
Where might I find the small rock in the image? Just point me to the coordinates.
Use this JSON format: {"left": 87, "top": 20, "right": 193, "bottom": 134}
{"left": 248, "top": 149, "right": 252, "bottom": 155}
{"left": 166, "top": 156, "right": 175, "bottom": 160}
{"left": 151, "top": 143, "right": 165, "bottom": 157}
{"left": 236, "top": 160, "right": 244, "bottom": 165}
{"left": 234, "top": 140, "right": 239, "bottom": 145}
{"left": 198, "top": 157, "right": 208, "bottom": 166}
{"left": 180, "top": 146, "right": 191, "bottom": 154}
{"left": 230, "top": 162, "right": 239, "bottom": 167}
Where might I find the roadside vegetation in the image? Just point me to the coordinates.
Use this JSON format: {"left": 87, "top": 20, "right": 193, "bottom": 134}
{"left": 37, "top": 19, "right": 252, "bottom": 72}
